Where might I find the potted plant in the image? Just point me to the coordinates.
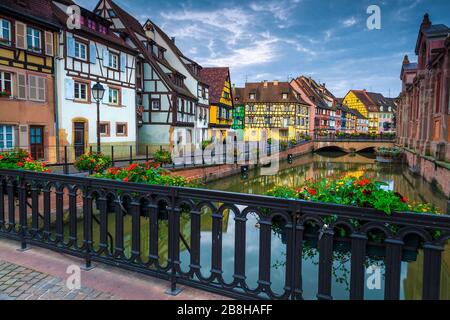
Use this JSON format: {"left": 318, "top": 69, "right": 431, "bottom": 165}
{"left": 74, "top": 152, "right": 112, "bottom": 174}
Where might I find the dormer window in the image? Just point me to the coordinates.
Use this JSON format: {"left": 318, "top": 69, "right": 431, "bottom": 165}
{"left": 87, "top": 19, "right": 96, "bottom": 31}
{"left": 99, "top": 25, "right": 107, "bottom": 34}
{"left": 249, "top": 93, "right": 255, "bottom": 100}
{"left": 282, "top": 93, "right": 288, "bottom": 100}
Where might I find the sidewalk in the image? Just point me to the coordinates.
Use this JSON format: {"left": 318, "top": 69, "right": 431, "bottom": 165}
{"left": 0, "top": 239, "right": 228, "bottom": 300}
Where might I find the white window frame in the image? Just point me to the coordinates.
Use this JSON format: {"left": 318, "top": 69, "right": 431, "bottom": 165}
{"left": 74, "top": 41, "right": 87, "bottom": 60}
{"left": 0, "top": 125, "right": 14, "bottom": 150}
{"left": 0, "top": 19, "right": 11, "bottom": 46}
{"left": 108, "top": 52, "right": 119, "bottom": 70}
{"left": 0, "top": 71, "right": 13, "bottom": 96}
{"left": 26, "top": 26, "right": 41, "bottom": 53}
{"left": 74, "top": 81, "right": 88, "bottom": 101}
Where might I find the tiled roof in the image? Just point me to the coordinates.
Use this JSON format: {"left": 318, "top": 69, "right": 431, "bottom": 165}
{"left": 0, "top": 0, "right": 62, "bottom": 28}
{"left": 350, "top": 90, "right": 379, "bottom": 112}
{"left": 199, "top": 67, "right": 230, "bottom": 105}
{"left": 233, "top": 87, "right": 244, "bottom": 105}
{"left": 241, "top": 81, "right": 307, "bottom": 104}
{"left": 294, "top": 76, "right": 336, "bottom": 109}
{"left": 425, "top": 24, "right": 450, "bottom": 36}
{"left": 350, "top": 108, "right": 367, "bottom": 119}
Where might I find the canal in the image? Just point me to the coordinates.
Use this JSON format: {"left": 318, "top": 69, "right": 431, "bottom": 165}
{"left": 72, "top": 151, "right": 449, "bottom": 300}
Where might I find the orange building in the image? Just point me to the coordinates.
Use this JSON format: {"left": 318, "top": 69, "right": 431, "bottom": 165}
{"left": 0, "top": 0, "right": 60, "bottom": 161}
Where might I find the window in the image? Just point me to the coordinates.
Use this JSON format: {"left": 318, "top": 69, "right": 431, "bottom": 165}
{"left": 26, "top": 27, "right": 41, "bottom": 52}
{"left": 28, "top": 75, "right": 46, "bottom": 102}
{"left": 0, "top": 125, "right": 14, "bottom": 150}
{"left": 99, "top": 122, "right": 110, "bottom": 136}
{"left": 87, "top": 19, "right": 96, "bottom": 31}
{"left": 74, "top": 81, "right": 88, "bottom": 101}
{"left": 0, "top": 19, "right": 11, "bottom": 46}
{"left": 116, "top": 123, "right": 127, "bottom": 136}
{"left": 0, "top": 72, "right": 12, "bottom": 95}
{"left": 109, "top": 52, "right": 119, "bottom": 69}
{"left": 108, "top": 88, "right": 120, "bottom": 105}
{"left": 282, "top": 93, "right": 288, "bottom": 100}
{"left": 151, "top": 99, "right": 160, "bottom": 110}
{"left": 249, "top": 93, "right": 255, "bottom": 100}
{"left": 223, "top": 91, "right": 230, "bottom": 99}
{"left": 74, "top": 41, "right": 87, "bottom": 60}
{"left": 98, "top": 25, "right": 107, "bottom": 34}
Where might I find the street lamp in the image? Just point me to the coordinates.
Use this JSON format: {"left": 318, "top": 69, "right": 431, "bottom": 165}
{"left": 92, "top": 82, "right": 105, "bottom": 154}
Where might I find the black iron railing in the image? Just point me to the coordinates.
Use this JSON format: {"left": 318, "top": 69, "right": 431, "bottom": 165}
{"left": 0, "top": 169, "right": 448, "bottom": 300}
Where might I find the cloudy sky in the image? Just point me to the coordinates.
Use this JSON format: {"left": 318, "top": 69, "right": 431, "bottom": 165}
{"left": 79, "top": 0, "right": 450, "bottom": 97}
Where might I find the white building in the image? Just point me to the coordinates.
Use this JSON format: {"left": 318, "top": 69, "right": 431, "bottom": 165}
{"left": 53, "top": 0, "right": 137, "bottom": 159}
{"left": 94, "top": 0, "right": 210, "bottom": 154}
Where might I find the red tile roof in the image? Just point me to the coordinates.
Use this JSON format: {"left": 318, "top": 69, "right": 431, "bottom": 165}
{"left": 0, "top": 0, "right": 62, "bottom": 28}
{"left": 350, "top": 90, "right": 379, "bottom": 112}
{"left": 199, "top": 67, "right": 230, "bottom": 105}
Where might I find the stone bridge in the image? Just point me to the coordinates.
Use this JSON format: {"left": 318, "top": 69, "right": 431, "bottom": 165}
{"left": 313, "top": 140, "right": 395, "bottom": 153}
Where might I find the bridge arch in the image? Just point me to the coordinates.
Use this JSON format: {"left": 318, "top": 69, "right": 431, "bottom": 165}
{"left": 314, "top": 141, "right": 394, "bottom": 153}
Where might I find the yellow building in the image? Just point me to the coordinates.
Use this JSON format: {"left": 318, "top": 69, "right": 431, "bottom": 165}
{"left": 343, "top": 90, "right": 380, "bottom": 133}
{"left": 0, "top": 1, "right": 60, "bottom": 162}
{"left": 199, "top": 67, "right": 233, "bottom": 140}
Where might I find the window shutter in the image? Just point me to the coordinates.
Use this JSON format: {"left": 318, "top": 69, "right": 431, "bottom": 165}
{"left": 89, "top": 43, "right": 97, "bottom": 64}
{"left": 44, "top": 31, "right": 54, "bottom": 56}
{"left": 15, "top": 22, "right": 26, "bottom": 49}
{"left": 102, "top": 86, "right": 109, "bottom": 104}
{"left": 103, "top": 49, "right": 109, "bottom": 67}
{"left": 17, "top": 73, "right": 27, "bottom": 100}
{"left": 120, "top": 54, "right": 126, "bottom": 72}
{"left": 66, "top": 35, "right": 75, "bottom": 57}
{"left": 38, "top": 77, "right": 46, "bottom": 101}
{"left": 65, "top": 78, "right": 74, "bottom": 100}
{"left": 28, "top": 75, "right": 37, "bottom": 101}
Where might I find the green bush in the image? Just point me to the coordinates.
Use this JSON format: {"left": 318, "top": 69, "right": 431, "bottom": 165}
{"left": 74, "top": 152, "right": 112, "bottom": 173}
{"left": 154, "top": 149, "right": 172, "bottom": 164}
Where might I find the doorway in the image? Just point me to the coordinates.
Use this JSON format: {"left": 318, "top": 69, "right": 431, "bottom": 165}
{"left": 29, "top": 126, "right": 44, "bottom": 160}
{"left": 73, "top": 122, "right": 85, "bottom": 158}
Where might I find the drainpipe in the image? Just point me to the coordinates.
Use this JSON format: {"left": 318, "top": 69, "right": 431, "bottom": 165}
{"left": 53, "top": 32, "right": 61, "bottom": 163}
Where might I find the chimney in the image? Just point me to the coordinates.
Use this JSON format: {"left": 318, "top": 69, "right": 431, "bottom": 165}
{"left": 263, "top": 80, "right": 268, "bottom": 87}
{"left": 273, "top": 80, "right": 279, "bottom": 86}
{"left": 171, "top": 37, "right": 176, "bottom": 44}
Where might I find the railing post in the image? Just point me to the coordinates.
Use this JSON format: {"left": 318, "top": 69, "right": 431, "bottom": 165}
{"left": 317, "top": 228, "right": 334, "bottom": 300}
{"left": 129, "top": 145, "right": 133, "bottom": 164}
{"left": 350, "top": 232, "right": 367, "bottom": 300}
{"left": 18, "top": 177, "right": 29, "bottom": 251}
{"left": 422, "top": 243, "right": 444, "bottom": 300}
{"left": 82, "top": 187, "right": 95, "bottom": 270}
{"left": 111, "top": 146, "right": 115, "bottom": 167}
{"left": 64, "top": 146, "right": 69, "bottom": 174}
{"left": 166, "top": 189, "right": 182, "bottom": 296}
{"left": 384, "top": 238, "right": 403, "bottom": 300}
{"left": 146, "top": 145, "right": 149, "bottom": 162}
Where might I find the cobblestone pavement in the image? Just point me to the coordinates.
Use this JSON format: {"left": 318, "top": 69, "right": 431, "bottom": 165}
{"left": 0, "top": 260, "right": 118, "bottom": 300}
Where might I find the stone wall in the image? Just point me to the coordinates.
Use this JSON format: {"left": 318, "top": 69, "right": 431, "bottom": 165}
{"left": 404, "top": 148, "right": 450, "bottom": 197}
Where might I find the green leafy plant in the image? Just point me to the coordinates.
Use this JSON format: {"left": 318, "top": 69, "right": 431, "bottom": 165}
{"left": 153, "top": 149, "right": 172, "bottom": 165}
{"left": 93, "top": 161, "right": 199, "bottom": 187}
{"left": 0, "top": 149, "right": 51, "bottom": 173}
{"left": 74, "top": 152, "right": 112, "bottom": 173}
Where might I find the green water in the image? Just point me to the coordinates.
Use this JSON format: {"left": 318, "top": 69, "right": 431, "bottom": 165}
{"left": 66, "top": 151, "right": 449, "bottom": 300}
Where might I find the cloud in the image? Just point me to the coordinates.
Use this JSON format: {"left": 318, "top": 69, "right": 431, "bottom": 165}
{"left": 341, "top": 16, "right": 357, "bottom": 27}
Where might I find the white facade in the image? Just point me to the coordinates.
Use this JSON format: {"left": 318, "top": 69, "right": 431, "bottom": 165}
{"left": 54, "top": 13, "right": 137, "bottom": 157}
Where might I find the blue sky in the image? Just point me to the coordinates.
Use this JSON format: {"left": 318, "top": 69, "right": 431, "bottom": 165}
{"left": 79, "top": 0, "right": 450, "bottom": 97}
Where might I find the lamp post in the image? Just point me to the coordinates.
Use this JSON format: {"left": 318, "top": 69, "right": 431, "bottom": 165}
{"left": 92, "top": 82, "right": 105, "bottom": 154}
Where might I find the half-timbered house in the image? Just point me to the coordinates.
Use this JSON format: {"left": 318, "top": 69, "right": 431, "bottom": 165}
{"left": 0, "top": 0, "right": 61, "bottom": 161}
{"left": 52, "top": 0, "right": 138, "bottom": 158}
{"left": 93, "top": 0, "right": 208, "bottom": 153}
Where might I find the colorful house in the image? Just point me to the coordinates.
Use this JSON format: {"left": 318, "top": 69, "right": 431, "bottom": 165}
{"left": 53, "top": 0, "right": 138, "bottom": 159}
{"left": 231, "top": 86, "right": 245, "bottom": 139}
{"left": 0, "top": 0, "right": 60, "bottom": 161}
{"left": 199, "top": 67, "right": 233, "bottom": 140}
{"left": 290, "top": 76, "right": 337, "bottom": 136}
{"left": 343, "top": 90, "right": 380, "bottom": 133}
{"left": 239, "top": 81, "right": 309, "bottom": 141}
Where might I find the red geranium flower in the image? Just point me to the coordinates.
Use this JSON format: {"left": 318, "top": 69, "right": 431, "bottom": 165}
{"left": 126, "top": 163, "right": 138, "bottom": 171}
{"left": 0, "top": 155, "right": 4, "bottom": 161}
{"left": 358, "top": 179, "right": 370, "bottom": 187}
{"left": 17, "top": 162, "right": 24, "bottom": 167}
{"left": 307, "top": 188, "right": 317, "bottom": 196}
{"left": 400, "top": 197, "right": 408, "bottom": 203}
{"left": 123, "top": 177, "right": 129, "bottom": 182}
